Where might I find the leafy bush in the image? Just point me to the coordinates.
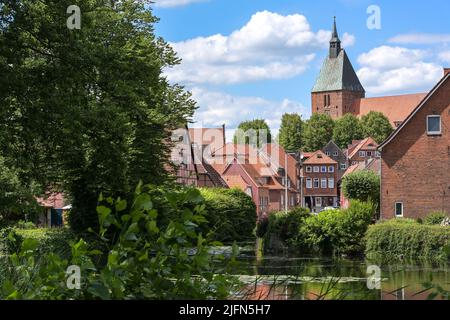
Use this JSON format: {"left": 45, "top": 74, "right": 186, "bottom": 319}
{"left": 263, "top": 208, "right": 311, "bottom": 251}
{"left": 15, "top": 220, "right": 37, "bottom": 230}
{"left": 199, "top": 188, "right": 257, "bottom": 243}
{"left": 299, "top": 201, "right": 375, "bottom": 255}
{"left": 424, "top": 211, "right": 448, "bottom": 225}
{"left": 365, "top": 219, "right": 450, "bottom": 262}
{"left": 342, "top": 170, "right": 380, "bottom": 205}
{"left": 0, "top": 228, "right": 23, "bottom": 255}
{"left": 0, "top": 185, "right": 240, "bottom": 299}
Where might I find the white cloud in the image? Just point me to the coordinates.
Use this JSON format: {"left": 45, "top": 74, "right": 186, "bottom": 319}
{"left": 166, "top": 11, "right": 355, "bottom": 85}
{"left": 439, "top": 51, "right": 450, "bottom": 63}
{"left": 389, "top": 33, "right": 450, "bottom": 45}
{"left": 153, "top": 0, "right": 207, "bottom": 8}
{"left": 190, "top": 87, "right": 308, "bottom": 142}
{"left": 357, "top": 46, "right": 443, "bottom": 95}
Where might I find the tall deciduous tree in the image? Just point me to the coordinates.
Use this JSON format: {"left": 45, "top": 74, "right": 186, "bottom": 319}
{"left": 303, "top": 114, "right": 334, "bottom": 152}
{"left": 233, "top": 119, "right": 272, "bottom": 148}
{"left": 0, "top": 1, "right": 196, "bottom": 233}
{"left": 333, "top": 114, "right": 364, "bottom": 149}
{"left": 278, "top": 113, "right": 303, "bottom": 152}
{"left": 360, "top": 111, "right": 394, "bottom": 144}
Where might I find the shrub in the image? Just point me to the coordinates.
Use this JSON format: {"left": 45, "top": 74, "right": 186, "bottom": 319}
{"left": 263, "top": 208, "right": 311, "bottom": 251}
{"left": 199, "top": 188, "right": 257, "bottom": 243}
{"left": 0, "top": 227, "right": 23, "bottom": 255}
{"left": 365, "top": 220, "right": 450, "bottom": 262}
{"left": 424, "top": 211, "right": 448, "bottom": 225}
{"left": 0, "top": 185, "right": 240, "bottom": 300}
{"left": 341, "top": 170, "right": 380, "bottom": 205}
{"left": 300, "top": 200, "right": 375, "bottom": 255}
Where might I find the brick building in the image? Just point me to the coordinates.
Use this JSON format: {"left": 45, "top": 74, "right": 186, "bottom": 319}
{"left": 346, "top": 137, "right": 381, "bottom": 166}
{"left": 312, "top": 18, "right": 427, "bottom": 128}
{"left": 301, "top": 150, "right": 339, "bottom": 212}
{"left": 322, "top": 140, "right": 348, "bottom": 180}
{"left": 378, "top": 70, "right": 450, "bottom": 219}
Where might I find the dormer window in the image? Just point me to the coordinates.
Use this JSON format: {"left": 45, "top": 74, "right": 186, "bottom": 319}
{"left": 427, "top": 115, "right": 441, "bottom": 135}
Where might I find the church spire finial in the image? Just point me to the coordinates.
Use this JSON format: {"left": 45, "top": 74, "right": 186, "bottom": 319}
{"left": 329, "top": 16, "right": 341, "bottom": 58}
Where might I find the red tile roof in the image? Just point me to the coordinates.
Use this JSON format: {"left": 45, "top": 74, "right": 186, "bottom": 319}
{"left": 356, "top": 93, "right": 427, "bottom": 127}
{"left": 303, "top": 150, "right": 337, "bottom": 165}
{"left": 347, "top": 137, "right": 378, "bottom": 159}
{"left": 188, "top": 127, "right": 225, "bottom": 154}
{"left": 36, "top": 193, "right": 66, "bottom": 209}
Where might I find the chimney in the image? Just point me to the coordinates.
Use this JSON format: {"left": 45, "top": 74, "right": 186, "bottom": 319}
{"left": 222, "top": 123, "right": 226, "bottom": 145}
{"left": 444, "top": 68, "right": 450, "bottom": 77}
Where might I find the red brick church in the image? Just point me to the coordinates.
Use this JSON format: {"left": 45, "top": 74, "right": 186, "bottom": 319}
{"left": 311, "top": 18, "right": 426, "bottom": 128}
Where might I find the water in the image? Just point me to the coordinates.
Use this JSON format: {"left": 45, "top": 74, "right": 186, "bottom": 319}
{"left": 225, "top": 247, "right": 450, "bottom": 300}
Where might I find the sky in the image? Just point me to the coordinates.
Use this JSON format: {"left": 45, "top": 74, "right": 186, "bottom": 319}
{"left": 152, "top": 0, "right": 450, "bottom": 141}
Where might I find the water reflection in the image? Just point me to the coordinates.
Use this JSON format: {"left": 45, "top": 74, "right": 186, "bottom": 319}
{"left": 225, "top": 249, "right": 450, "bottom": 300}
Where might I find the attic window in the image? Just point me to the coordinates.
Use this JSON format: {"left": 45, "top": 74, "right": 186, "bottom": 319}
{"left": 317, "top": 154, "right": 323, "bottom": 159}
{"left": 427, "top": 115, "right": 441, "bottom": 135}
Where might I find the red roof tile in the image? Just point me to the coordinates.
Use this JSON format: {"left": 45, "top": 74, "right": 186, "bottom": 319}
{"left": 303, "top": 150, "right": 337, "bottom": 165}
{"left": 356, "top": 93, "right": 427, "bottom": 127}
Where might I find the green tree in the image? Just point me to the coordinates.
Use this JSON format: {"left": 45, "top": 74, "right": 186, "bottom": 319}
{"left": 333, "top": 114, "right": 364, "bottom": 149}
{"left": 233, "top": 119, "right": 272, "bottom": 148}
{"left": 278, "top": 113, "right": 303, "bottom": 152}
{"left": 0, "top": 1, "right": 196, "bottom": 233}
{"left": 342, "top": 170, "right": 380, "bottom": 205}
{"left": 360, "top": 111, "right": 394, "bottom": 144}
{"left": 303, "top": 114, "right": 334, "bottom": 151}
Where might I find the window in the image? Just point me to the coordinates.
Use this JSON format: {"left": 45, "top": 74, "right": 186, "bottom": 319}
{"left": 427, "top": 115, "right": 441, "bottom": 135}
{"left": 326, "top": 151, "right": 331, "bottom": 156}
{"left": 245, "top": 187, "right": 253, "bottom": 197}
{"left": 395, "top": 202, "right": 404, "bottom": 217}
{"left": 306, "top": 166, "right": 312, "bottom": 173}
{"left": 306, "top": 178, "right": 313, "bottom": 189}
{"left": 333, "top": 151, "right": 338, "bottom": 157}
{"left": 313, "top": 166, "right": 320, "bottom": 173}
{"left": 321, "top": 178, "right": 327, "bottom": 189}
{"left": 340, "top": 163, "right": 347, "bottom": 170}
{"left": 359, "top": 151, "right": 366, "bottom": 157}
{"left": 328, "top": 166, "right": 335, "bottom": 173}
{"left": 313, "top": 178, "right": 319, "bottom": 188}
{"left": 321, "top": 166, "right": 327, "bottom": 173}
{"left": 315, "top": 197, "right": 322, "bottom": 207}
{"left": 376, "top": 151, "right": 381, "bottom": 158}
{"left": 367, "top": 151, "right": 372, "bottom": 157}
{"left": 328, "top": 178, "right": 335, "bottom": 189}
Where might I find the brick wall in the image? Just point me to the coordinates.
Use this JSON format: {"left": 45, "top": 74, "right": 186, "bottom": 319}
{"left": 312, "top": 90, "right": 364, "bottom": 119}
{"left": 381, "top": 77, "right": 450, "bottom": 219}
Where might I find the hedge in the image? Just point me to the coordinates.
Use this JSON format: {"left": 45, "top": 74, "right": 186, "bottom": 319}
{"left": 199, "top": 188, "right": 257, "bottom": 243}
{"left": 0, "top": 227, "right": 75, "bottom": 259}
{"left": 365, "top": 219, "right": 450, "bottom": 262}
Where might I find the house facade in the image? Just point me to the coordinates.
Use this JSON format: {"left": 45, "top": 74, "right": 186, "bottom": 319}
{"left": 322, "top": 141, "right": 348, "bottom": 181}
{"left": 346, "top": 137, "right": 380, "bottom": 166}
{"left": 379, "top": 70, "right": 450, "bottom": 219}
{"left": 302, "top": 150, "right": 339, "bottom": 212}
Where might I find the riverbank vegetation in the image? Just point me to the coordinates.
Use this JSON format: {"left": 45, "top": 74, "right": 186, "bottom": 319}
{"left": 261, "top": 201, "right": 376, "bottom": 256}
{"left": 365, "top": 218, "right": 450, "bottom": 263}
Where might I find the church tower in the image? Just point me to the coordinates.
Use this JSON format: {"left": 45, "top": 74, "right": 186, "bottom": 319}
{"left": 311, "top": 17, "right": 365, "bottom": 119}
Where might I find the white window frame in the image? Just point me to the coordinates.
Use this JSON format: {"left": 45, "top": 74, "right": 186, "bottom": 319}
{"left": 313, "top": 178, "right": 319, "bottom": 189}
{"left": 359, "top": 151, "right": 366, "bottom": 157}
{"left": 395, "top": 202, "right": 404, "bottom": 217}
{"left": 321, "top": 178, "right": 327, "bottom": 189}
{"left": 313, "top": 166, "right": 320, "bottom": 173}
{"left": 333, "top": 151, "right": 338, "bottom": 157}
{"left": 321, "top": 166, "right": 327, "bottom": 173}
{"left": 427, "top": 115, "right": 441, "bottom": 135}
{"left": 306, "top": 178, "right": 312, "bottom": 189}
{"left": 328, "top": 178, "right": 335, "bottom": 189}
{"left": 340, "top": 163, "right": 347, "bottom": 170}
{"left": 367, "top": 151, "right": 372, "bottom": 157}
{"left": 306, "top": 166, "right": 312, "bottom": 173}
{"left": 328, "top": 166, "right": 335, "bottom": 173}
{"left": 326, "top": 151, "right": 331, "bottom": 156}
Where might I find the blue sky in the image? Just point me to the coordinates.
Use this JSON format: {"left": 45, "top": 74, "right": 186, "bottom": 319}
{"left": 152, "top": 0, "right": 450, "bottom": 140}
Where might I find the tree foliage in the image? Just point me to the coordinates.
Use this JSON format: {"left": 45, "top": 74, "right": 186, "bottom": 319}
{"left": 332, "top": 113, "right": 364, "bottom": 149}
{"left": 0, "top": 1, "right": 196, "bottom": 233}
{"left": 342, "top": 170, "right": 380, "bottom": 205}
{"left": 360, "top": 111, "right": 394, "bottom": 144}
{"left": 303, "top": 114, "right": 334, "bottom": 152}
{"left": 278, "top": 113, "right": 303, "bottom": 152}
{"left": 233, "top": 119, "right": 272, "bottom": 148}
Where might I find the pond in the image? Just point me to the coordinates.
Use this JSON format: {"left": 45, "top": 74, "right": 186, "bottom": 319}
{"left": 223, "top": 247, "right": 450, "bottom": 300}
